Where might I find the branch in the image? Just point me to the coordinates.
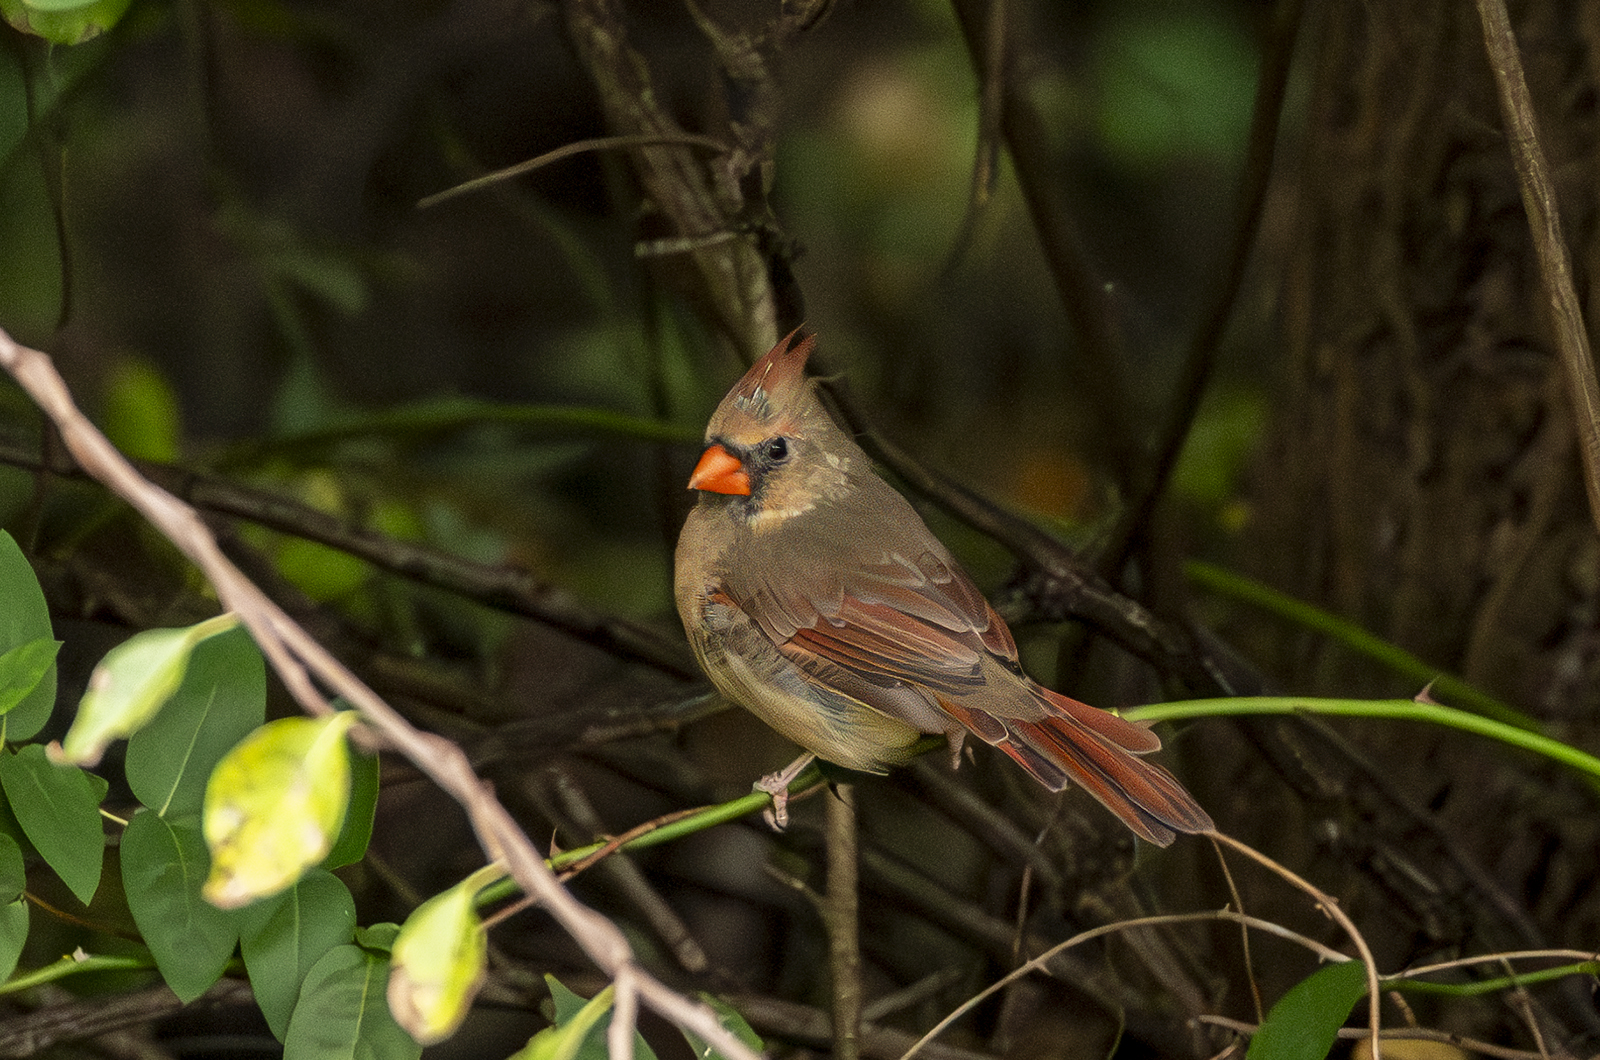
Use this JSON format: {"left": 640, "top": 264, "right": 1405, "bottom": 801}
{"left": 561, "top": 0, "right": 778, "bottom": 355}
{"left": 1104, "top": 0, "right": 1307, "bottom": 572}
{"left": 1475, "top": 0, "right": 1600, "bottom": 536}
{"left": 948, "top": 0, "right": 1137, "bottom": 483}
{"left": 0, "top": 439, "right": 700, "bottom": 680}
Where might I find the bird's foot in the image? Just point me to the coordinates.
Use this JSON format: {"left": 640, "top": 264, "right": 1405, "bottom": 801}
{"left": 754, "top": 753, "right": 816, "bottom": 830}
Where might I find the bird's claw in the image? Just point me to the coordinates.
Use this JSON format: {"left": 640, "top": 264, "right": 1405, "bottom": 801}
{"left": 754, "top": 774, "right": 791, "bottom": 830}
{"left": 753, "top": 752, "right": 815, "bottom": 831}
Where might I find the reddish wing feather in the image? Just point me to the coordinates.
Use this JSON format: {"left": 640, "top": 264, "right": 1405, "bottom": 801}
{"left": 784, "top": 597, "right": 984, "bottom": 691}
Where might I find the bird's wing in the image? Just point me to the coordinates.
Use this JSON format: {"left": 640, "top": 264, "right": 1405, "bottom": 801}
{"left": 729, "top": 491, "right": 1021, "bottom": 704}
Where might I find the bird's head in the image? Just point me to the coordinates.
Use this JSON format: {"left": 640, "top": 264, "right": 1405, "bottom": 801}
{"left": 688, "top": 328, "right": 853, "bottom": 524}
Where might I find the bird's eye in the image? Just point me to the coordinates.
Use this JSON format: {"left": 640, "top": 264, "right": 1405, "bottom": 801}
{"left": 763, "top": 437, "right": 790, "bottom": 463}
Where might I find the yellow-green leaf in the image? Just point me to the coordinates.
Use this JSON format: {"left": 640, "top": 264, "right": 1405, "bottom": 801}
{"left": 509, "top": 980, "right": 619, "bottom": 1060}
{"left": 57, "top": 614, "right": 240, "bottom": 768}
{"left": 202, "top": 711, "right": 359, "bottom": 909}
{"left": 0, "top": 0, "right": 133, "bottom": 44}
{"left": 387, "top": 864, "right": 501, "bottom": 1045}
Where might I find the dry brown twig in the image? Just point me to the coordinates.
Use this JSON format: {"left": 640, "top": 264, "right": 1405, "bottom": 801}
{"left": 1475, "top": 0, "right": 1600, "bottom": 535}
{"left": 0, "top": 327, "right": 764, "bottom": 1060}
{"left": 899, "top": 831, "right": 1387, "bottom": 1060}
{"left": 1207, "top": 832, "right": 1383, "bottom": 1060}
{"left": 896, "top": 906, "right": 1348, "bottom": 1060}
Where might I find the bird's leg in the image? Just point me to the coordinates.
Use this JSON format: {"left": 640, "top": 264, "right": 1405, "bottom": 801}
{"left": 755, "top": 752, "right": 816, "bottom": 830}
{"left": 944, "top": 729, "right": 966, "bottom": 771}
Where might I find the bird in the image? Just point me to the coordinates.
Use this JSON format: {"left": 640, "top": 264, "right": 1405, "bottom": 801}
{"left": 673, "top": 328, "right": 1212, "bottom": 844}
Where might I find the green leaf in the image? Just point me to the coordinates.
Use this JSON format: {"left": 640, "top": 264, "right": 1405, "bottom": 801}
{"left": 509, "top": 980, "right": 623, "bottom": 1060}
{"left": 682, "top": 995, "right": 765, "bottom": 1059}
{"left": 387, "top": 867, "right": 499, "bottom": 1045}
{"left": 355, "top": 922, "right": 399, "bottom": 953}
{"left": 0, "top": 831, "right": 20, "bottom": 903}
{"left": 0, "top": 894, "right": 24, "bottom": 984}
{"left": 0, "top": 0, "right": 133, "bottom": 43}
{"left": 240, "top": 869, "right": 357, "bottom": 1042}
{"left": 323, "top": 744, "right": 377, "bottom": 870}
{"left": 0, "top": 832, "right": 26, "bottom": 983}
{"left": 125, "top": 625, "right": 264, "bottom": 818}
{"left": 283, "top": 944, "right": 420, "bottom": 1060}
{"left": 202, "top": 712, "right": 359, "bottom": 909}
{"left": 60, "top": 613, "right": 241, "bottom": 768}
{"left": 0, "top": 745, "right": 103, "bottom": 905}
{"left": 0, "top": 639, "right": 60, "bottom": 717}
{"left": 509, "top": 1016, "right": 609, "bottom": 1060}
{"left": 520, "top": 976, "right": 654, "bottom": 1060}
{"left": 121, "top": 811, "right": 241, "bottom": 1002}
{"left": 0, "top": 791, "right": 33, "bottom": 860}
{"left": 1248, "top": 960, "right": 1369, "bottom": 1060}
{"left": 0, "top": 532, "right": 57, "bottom": 742}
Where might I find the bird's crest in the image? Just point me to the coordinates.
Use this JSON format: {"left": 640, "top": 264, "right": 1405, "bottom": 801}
{"left": 727, "top": 328, "right": 814, "bottom": 420}
{"left": 709, "top": 327, "right": 817, "bottom": 441}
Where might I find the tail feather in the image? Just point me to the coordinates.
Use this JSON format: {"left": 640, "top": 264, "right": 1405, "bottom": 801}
{"left": 942, "top": 688, "right": 1213, "bottom": 846}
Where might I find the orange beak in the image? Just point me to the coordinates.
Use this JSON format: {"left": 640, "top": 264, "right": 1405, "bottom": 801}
{"left": 687, "top": 444, "right": 751, "bottom": 495}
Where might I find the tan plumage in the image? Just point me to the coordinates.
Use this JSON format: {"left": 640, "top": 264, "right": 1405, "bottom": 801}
{"left": 674, "top": 330, "right": 1212, "bottom": 845}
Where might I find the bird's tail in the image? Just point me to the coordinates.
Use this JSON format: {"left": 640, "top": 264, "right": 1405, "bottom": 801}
{"left": 942, "top": 687, "right": 1213, "bottom": 846}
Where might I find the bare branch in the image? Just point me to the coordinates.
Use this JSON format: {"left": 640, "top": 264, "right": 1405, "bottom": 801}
{"left": 562, "top": 0, "right": 778, "bottom": 355}
{"left": 1475, "top": 0, "right": 1600, "bottom": 536}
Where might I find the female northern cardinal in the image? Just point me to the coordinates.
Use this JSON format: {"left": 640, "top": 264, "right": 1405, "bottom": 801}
{"left": 674, "top": 329, "right": 1212, "bottom": 845}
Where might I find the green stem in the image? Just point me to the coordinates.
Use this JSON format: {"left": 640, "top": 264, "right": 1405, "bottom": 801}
{"left": 1185, "top": 560, "right": 1533, "bottom": 730}
{"left": 1385, "top": 961, "right": 1600, "bottom": 998}
{"left": 1127, "top": 697, "right": 1600, "bottom": 782}
{"left": 0, "top": 953, "right": 156, "bottom": 995}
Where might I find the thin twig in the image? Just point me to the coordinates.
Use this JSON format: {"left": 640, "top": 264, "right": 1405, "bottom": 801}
{"left": 1103, "top": 0, "right": 1307, "bottom": 573}
{"left": 898, "top": 908, "right": 1350, "bottom": 1060}
{"left": 545, "top": 767, "right": 709, "bottom": 973}
{"left": 1397, "top": 950, "right": 1600, "bottom": 979}
{"left": 947, "top": 0, "right": 1137, "bottom": 482}
{"left": 0, "top": 330, "right": 764, "bottom": 1060}
{"left": 1207, "top": 833, "right": 1382, "bottom": 1060}
{"left": 418, "top": 133, "right": 729, "bottom": 209}
{"left": 1475, "top": 0, "right": 1600, "bottom": 536}
{"left": 827, "top": 783, "right": 862, "bottom": 1060}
